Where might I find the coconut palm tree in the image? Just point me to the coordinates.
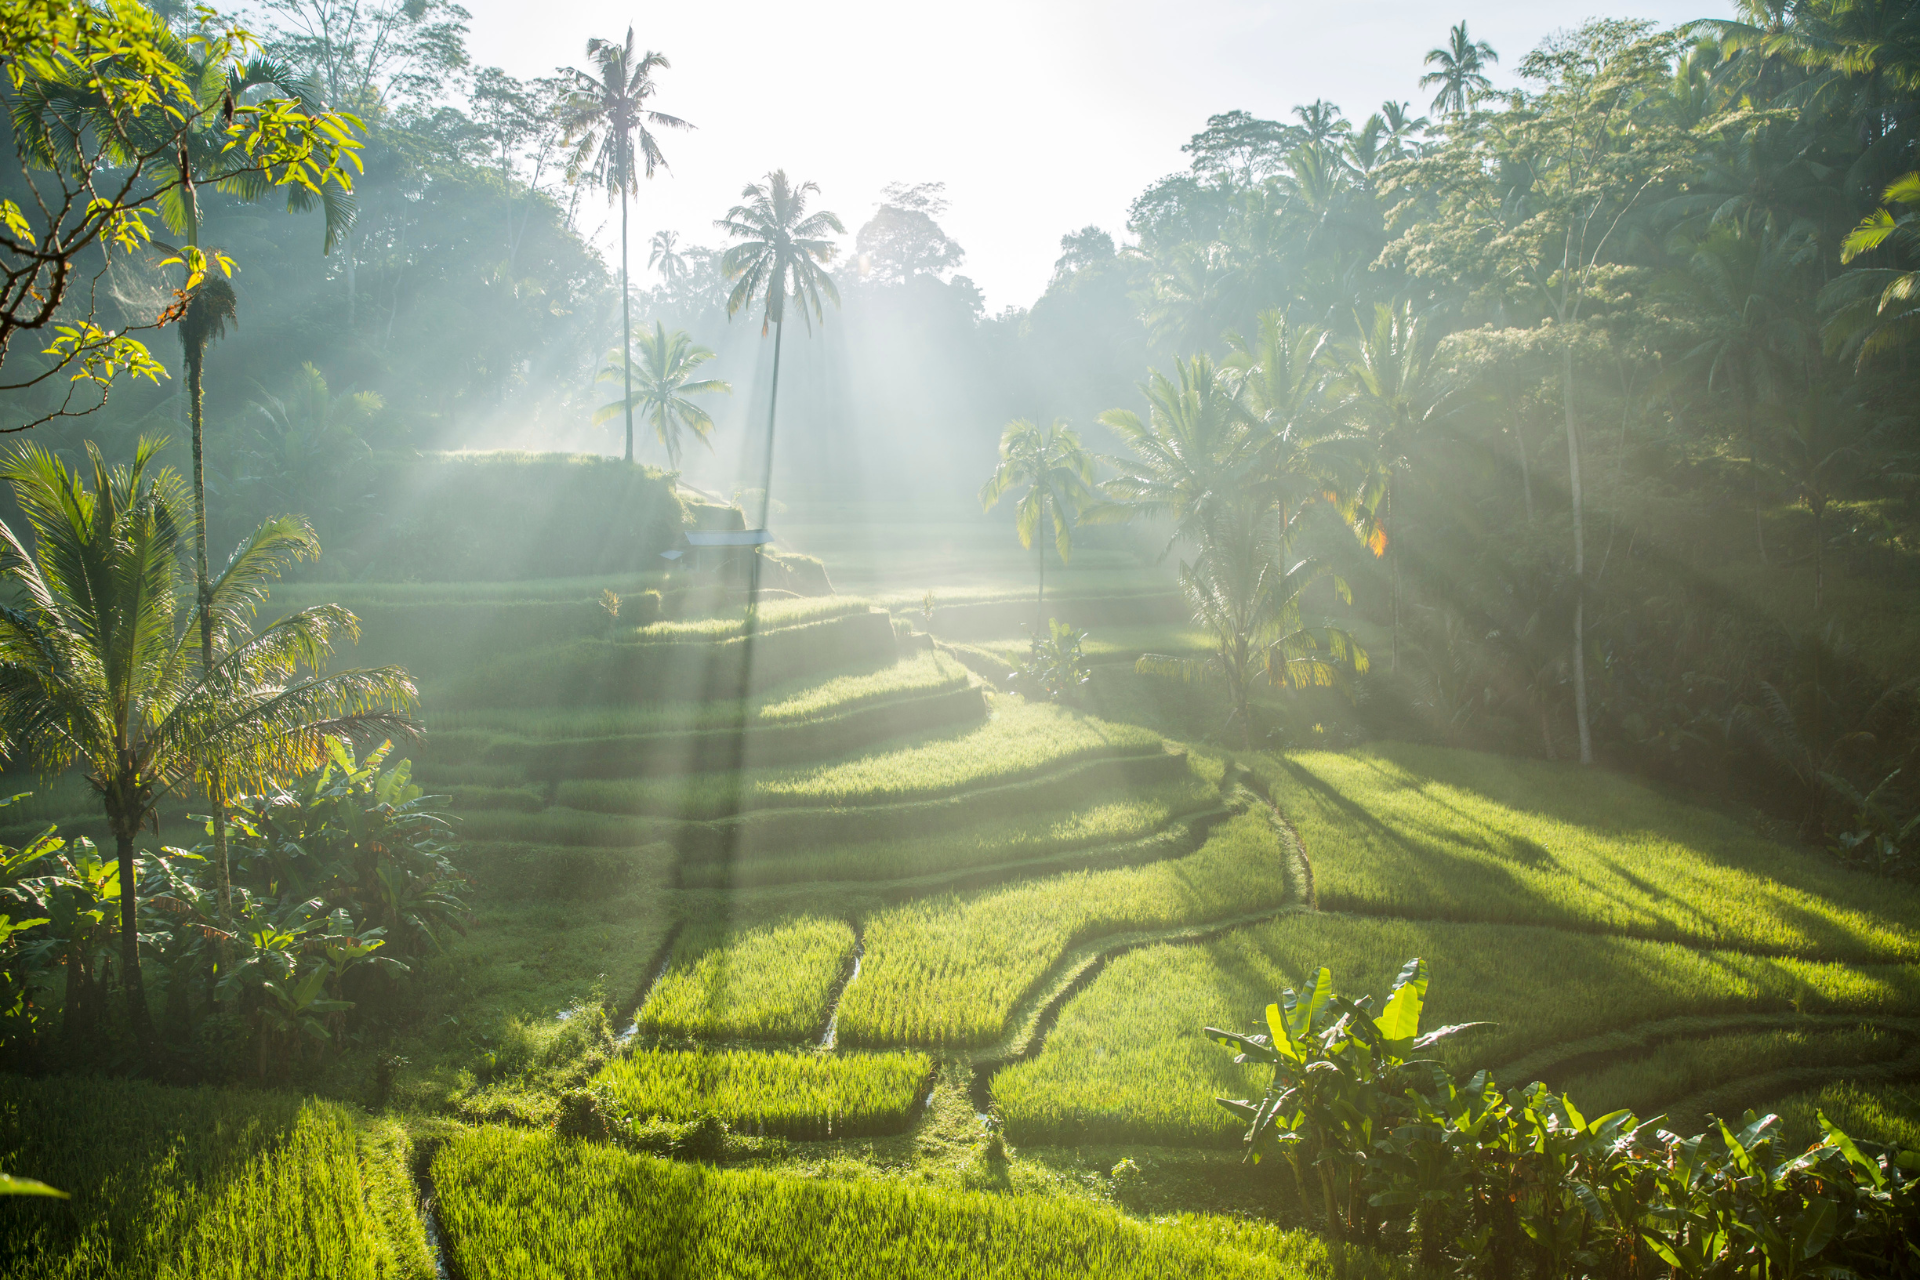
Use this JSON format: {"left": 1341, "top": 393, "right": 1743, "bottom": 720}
{"left": 560, "top": 29, "right": 689, "bottom": 464}
{"left": 1421, "top": 22, "right": 1499, "bottom": 118}
{"left": 593, "top": 322, "right": 732, "bottom": 468}
{"left": 0, "top": 439, "right": 416, "bottom": 1052}
{"left": 650, "top": 229, "right": 688, "bottom": 285}
{"left": 980, "top": 419, "right": 1103, "bottom": 626}
{"left": 1098, "top": 354, "right": 1253, "bottom": 560}
{"left": 715, "top": 170, "right": 844, "bottom": 528}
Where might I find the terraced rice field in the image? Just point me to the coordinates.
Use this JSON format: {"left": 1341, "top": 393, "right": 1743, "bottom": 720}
{"left": 132, "top": 558, "right": 1915, "bottom": 1276}
{"left": 837, "top": 811, "right": 1295, "bottom": 1048}
{"left": 993, "top": 913, "right": 1920, "bottom": 1146}
{"left": 600, "top": 1047, "right": 933, "bottom": 1137}
{"left": 1251, "top": 745, "right": 1920, "bottom": 960}
{"left": 432, "top": 1128, "right": 1332, "bottom": 1280}
{"left": 556, "top": 697, "right": 1165, "bottom": 817}
{"left": 636, "top": 917, "right": 857, "bottom": 1041}
{"left": 0, "top": 1077, "right": 430, "bottom": 1280}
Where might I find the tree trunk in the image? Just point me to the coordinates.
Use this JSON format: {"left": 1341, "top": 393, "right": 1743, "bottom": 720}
{"left": 1036, "top": 533, "right": 1045, "bottom": 630}
{"left": 1748, "top": 398, "right": 1767, "bottom": 565}
{"left": 114, "top": 823, "right": 154, "bottom": 1052}
{"left": 1514, "top": 415, "right": 1534, "bottom": 523}
{"left": 1563, "top": 343, "right": 1592, "bottom": 766}
{"left": 743, "top": 318, "right": 785, "bottom": 618}
{"left": 187, "top": 347, "right": 231, "bottom": 918}
{"left": 621, "top": 187, "right": 634, "bottom": 464}
{"left": 1812, "top": 502, "right": 1824, "bottom": 612}
{"left": 1387, "top": 477, "right": 1398, "bottom": 675}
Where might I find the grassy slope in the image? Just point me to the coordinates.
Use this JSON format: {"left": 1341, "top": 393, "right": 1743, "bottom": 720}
{"left": 1254, "top": 744, "right": 1920, "bottom": 961}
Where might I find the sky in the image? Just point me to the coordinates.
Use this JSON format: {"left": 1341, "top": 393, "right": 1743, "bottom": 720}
{"left": 461, "top": 0, "right": 1716, "bottom": 312}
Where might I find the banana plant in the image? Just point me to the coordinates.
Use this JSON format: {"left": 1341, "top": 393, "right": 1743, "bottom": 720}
{"left": 1201, "top": 959, "right": 1919, "bottom": 1276}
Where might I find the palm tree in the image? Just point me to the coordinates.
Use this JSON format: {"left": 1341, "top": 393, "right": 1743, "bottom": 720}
{"left": 593, "top": 322, "right": 732, "bottom": 468}
{"left": 1099, "top": 354, "right": 1252, "bottom": 559}
{"left": 1421, "top": 22, "right": 1499, "bottom": 118}
{"left": 1135, "top": 503, "right": 1367, "bottom": 750}
{"left": 715, "top": 171, "right": 844, "bottom": 528}
{"left": 0, "top": 440, "right": 415, "bottom": 1051}
{"left": 1825, "top": 171, "right": 1920, "bottom": 369}
{"left": 560, "top": 29, "right": 689, "bottom": 464}
{"left": 650, "top": 229, "right": 688, "bottom": 285}
{"left": 980, "top": 419, "right": 1102, "bottom": 626}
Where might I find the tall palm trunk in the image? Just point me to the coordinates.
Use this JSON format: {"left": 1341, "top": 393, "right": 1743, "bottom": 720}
{"left": 742, "top": 317, "right": 785, "bottom": 617}
{"left": 1036, "top": 530, "right": 1046, "bottom": 630}
{"left": 1748, "top": 398, "right": 1767, "bottom": 565}
{"left": 111, "top": 816, "right": 156, "bottom": 1050}
{"left": 185, "top": 342, "right": 231, "bottom": 918}
{"left": 621, "top": 187, "right": 635, "bottom": 464}
{"left": 1563, "top": 344, "right": 1592, "bottom": 766}
{"left": 762, "top": 316, "right": 784, "bottom": 528}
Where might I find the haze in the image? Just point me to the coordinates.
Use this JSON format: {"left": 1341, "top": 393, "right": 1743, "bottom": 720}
{"left": 462, "top": 0, "right": 1706, "bottom": 308}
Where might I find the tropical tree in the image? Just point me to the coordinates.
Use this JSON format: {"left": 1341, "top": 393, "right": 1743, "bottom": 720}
{"left": 560, "top": 28, "right": 689, "bottom": 464}
{"left": 0, "top": 440, "right": 416, "bottom": 1051}
{"left": 1099, "top": 354, "right": 1253, "bottom": 559}
{"left": 980, "top": 419, "right": 1103, "bottom": 625}
{"left": 716, "top": 170, "right": 844, "bottom": 528}
{"left": 649, "top": 229, "right": 688, "bottom": 285}
{"left": 1136, "top": 506, "right": 1367, "bottom": 749}
{"left": 1825, "top": 170, "right": 1920, "bottom": 368}
{"left": 1420, "top": 21, "right": 1499, "bottom": 117}
{"left": 0, "top": 4, "right": 361, "bottom": 420}
{"left": 593, "top": 322, "right": 732, "bottom": 468}
{"left": 1666, "top": 220, "right": 1819, "bottom": 564}
{"left": 1330, "top": 302, "right": 1453, "bottom": 675}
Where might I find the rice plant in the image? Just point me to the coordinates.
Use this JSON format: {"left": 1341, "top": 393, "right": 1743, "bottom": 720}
{"left": 689, "top": 774, "right": 1220, "bottom": 888}
{"left": 637, "top": 917, "right": 856, "bottom": 1042}
{"left": 0, "top": 1077, "right": 429, "bottom": 1280}
{"left": 630, "top": 595, "right": 875, "bottom": 640}
{"left": 1257, "top": 744, "right": 1920, "bottom": 962}
{"left": 598, "top": 1047, "right": 931, "bottom": 1138}
{"left": 836, "top": 810, "right": 1292, "bottom": 1049}
{"left": 426, "top": 651, "right": 966, "bottom": 739}
{"left": 557, "top": 698, "right": 1164, "bottom": 818}
{"left": 993, "top": 913, "right": 1920, "bottom": 1147}
{"left": 431, "top": 1129, "right": 1330, "bottom": 1279}
{"left": 1773, "top": 1079, "right": 1920, "bottom": 1151}
{"left": 1558, "top": 1023, "right": 1909, "bottom": 1126}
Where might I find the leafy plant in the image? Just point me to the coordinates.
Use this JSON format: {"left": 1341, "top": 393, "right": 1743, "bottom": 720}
{"left": 1204, "top": 958, "right": 1920, "bottom": 1276}
{"left": 1014, "top": 619, "right": 1093, "bottom": 703}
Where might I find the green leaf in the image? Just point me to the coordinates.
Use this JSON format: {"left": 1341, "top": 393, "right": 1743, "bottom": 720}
{"left": 0, "top": 1173, "right": 67, "bottom": 1198}
{"left": 1290, "top": 968, "right": 1332, "bottom": 1039}
{"left": 1373, "top": 956, "right": 1426, "bottom": 1043}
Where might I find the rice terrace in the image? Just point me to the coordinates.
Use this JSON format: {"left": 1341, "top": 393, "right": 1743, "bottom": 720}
{"left": 4, "top": 0, "right": 1920, "bottom": 1276}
